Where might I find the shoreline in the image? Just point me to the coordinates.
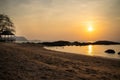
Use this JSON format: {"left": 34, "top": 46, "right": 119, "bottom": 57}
{"left": 0, "top": 43, "right": 120, "bottom": 80}
{"left": 44, "top": 46, "right": 120, "bottom": 61}
{"left": 46, "top": 49, "right": 120, "bottom": 61}
{"left": 44, "top": 47, "right": 120, "bottom": 62}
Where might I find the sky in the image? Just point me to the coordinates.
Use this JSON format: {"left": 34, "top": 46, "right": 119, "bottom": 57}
{"left": 0, "top": 0, "right": 120, "bottom": 41}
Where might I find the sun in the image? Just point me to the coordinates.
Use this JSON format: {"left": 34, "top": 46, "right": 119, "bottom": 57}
{"left": 85, "top": 21, "right": 94, "bottom": 32}
{"left": 88, "top": 25, "right": 93, "bottom": 32}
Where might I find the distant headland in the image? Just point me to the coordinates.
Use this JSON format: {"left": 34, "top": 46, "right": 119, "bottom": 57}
{"left": 24, "top": 40, "right": 120, "bottom": 46}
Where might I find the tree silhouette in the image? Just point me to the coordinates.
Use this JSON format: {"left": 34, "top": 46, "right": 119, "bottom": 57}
{"left": 0, "top": 14, "right": 15, "bottom": 34}
{"left": 0, "top": 14, "right": 15, "bottom": 42}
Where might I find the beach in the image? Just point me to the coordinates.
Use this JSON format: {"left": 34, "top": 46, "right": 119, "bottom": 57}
{"left": 0, "top": 43, "right": 120, "bottom": 80}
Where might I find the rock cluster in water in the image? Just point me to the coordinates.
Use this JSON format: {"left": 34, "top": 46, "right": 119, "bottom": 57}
{"left": 105, "top": 49, "right": 115, "bottom": 54}
{"left": 118, "top": 52, "right": 120, "bottom": 55}
{"left": 105, "top": 49, "right": 120, "bottom": 55}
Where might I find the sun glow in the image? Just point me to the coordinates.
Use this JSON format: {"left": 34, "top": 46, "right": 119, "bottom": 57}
{"left": 86, "top": 21, "right": 94, "bottom": 32}
{"left": 88, "top": 25, "right": 93, "bottom": 32}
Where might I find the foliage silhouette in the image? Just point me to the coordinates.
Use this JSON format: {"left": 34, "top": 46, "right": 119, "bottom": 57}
{"left": 0, "top": 14, "right": 15, "bottom": 42}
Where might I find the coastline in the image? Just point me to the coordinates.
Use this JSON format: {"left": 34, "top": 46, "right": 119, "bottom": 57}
{"left": 0, "top": 43, "right": 120, "bottom": 80}
{"left": 44, "top": 46, "right": 120, "bottom": 61}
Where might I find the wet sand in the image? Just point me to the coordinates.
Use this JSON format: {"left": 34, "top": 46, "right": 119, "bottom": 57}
{"left": 0, "top": 43, "right": 120, "bottom": 80}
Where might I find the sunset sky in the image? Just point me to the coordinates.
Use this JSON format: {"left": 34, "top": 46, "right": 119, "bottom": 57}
{"left": 0, "top": 0, "right": 120, "bottom": 41}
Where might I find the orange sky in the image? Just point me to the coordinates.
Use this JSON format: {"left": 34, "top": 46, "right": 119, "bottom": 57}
{"left": 0, "top": 0, "right": 120, "bottom": 41}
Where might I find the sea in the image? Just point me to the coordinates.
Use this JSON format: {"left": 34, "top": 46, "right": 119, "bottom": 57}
{"left": 45, "top": 45, "right": 120, "bottom": 59}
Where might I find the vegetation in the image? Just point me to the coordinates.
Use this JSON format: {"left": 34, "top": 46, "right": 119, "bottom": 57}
{"left": 40, "top": 40, "right": 120, "bottom": 46}
{"left": 0, "top": 14, "right": 15, "bottom": 42}
{"left": 41, "top": 41, "right": 71, "bottom": 46}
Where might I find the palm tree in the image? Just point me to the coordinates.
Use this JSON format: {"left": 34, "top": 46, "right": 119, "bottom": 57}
{"left": 0, "top": 14, "right": 15, "bottom": 42}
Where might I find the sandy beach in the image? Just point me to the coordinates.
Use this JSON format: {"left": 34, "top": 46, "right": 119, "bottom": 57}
{"left": 0, "top": 43, "right": 120, "bottom": 80}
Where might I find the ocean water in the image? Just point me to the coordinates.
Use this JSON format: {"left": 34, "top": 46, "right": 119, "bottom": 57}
{"left": 45, "top": 45, "right": 120, "bottom": 59}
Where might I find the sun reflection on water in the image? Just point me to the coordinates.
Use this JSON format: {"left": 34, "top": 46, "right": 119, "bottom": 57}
{"left": 88, "top": 45, "right": 93, "bottom": 56}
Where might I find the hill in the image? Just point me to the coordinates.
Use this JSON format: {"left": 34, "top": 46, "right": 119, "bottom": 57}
{"left": 93, "top": 40, "right": 120, "bottom": 45}
{"left": 16, "top": 36, "right": 28, "bottom": 42}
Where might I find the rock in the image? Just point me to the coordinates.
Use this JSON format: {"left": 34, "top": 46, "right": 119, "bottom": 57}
{"left": 118, "top": 52, "right": 120, "bottom": 55}
{"left": 105, "top": 49, "right": 115, "bottom": 54}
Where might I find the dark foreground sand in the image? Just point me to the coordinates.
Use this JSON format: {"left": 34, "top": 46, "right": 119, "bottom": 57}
{"left": 0, "top": 43, "right": 120, "bottom": 80}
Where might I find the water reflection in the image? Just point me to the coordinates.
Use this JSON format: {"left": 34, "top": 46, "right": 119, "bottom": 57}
{"left": 88, "top": 45, "right": 93, "bottom": 56}
{"left": 45, "top": 45, "right": 120, "bottom": 59}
